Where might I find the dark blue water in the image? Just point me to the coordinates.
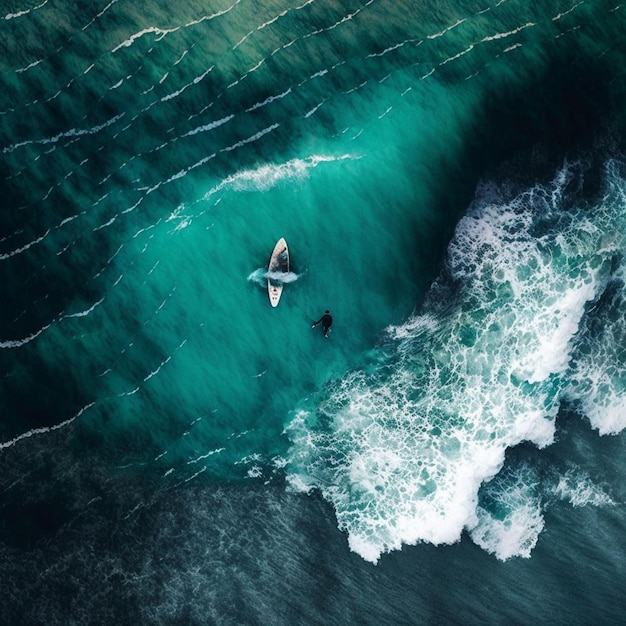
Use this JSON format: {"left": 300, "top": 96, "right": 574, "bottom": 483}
{"left": 1, "top": 0, "right": 626, "bottom": 623}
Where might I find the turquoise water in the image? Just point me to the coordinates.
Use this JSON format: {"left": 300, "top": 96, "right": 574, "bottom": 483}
{"left": 1, "top": 0, "right": 626, "bottom": 622}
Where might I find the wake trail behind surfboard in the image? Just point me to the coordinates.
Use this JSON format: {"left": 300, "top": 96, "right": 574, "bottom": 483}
{"left": 247, "top": 268, "right": 300, "bottom": 286}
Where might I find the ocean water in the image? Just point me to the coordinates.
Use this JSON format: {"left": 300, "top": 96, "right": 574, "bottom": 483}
{"left": 1, "top": 0, "right": 626, "bottom": 623}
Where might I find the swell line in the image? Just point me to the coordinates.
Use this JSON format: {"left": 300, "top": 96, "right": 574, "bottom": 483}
{"left": 0, "top": 402, "right": 96, "bottom": 451}
{"left": 2, "top": 113, "right": 125, "bottom": 154}
{"left": 2, "top": 0, "right": 48, "bottom": 21}
{"left": 0, "top": 297, "right": 105, "bottom": 349}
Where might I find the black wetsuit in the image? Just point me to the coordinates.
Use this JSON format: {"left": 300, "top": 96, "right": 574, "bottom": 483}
{"left": 312, "top": 312, "right": 333, "bottom": 337}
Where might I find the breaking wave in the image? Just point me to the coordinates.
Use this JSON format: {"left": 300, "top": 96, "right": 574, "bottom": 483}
{"left": 286, "top": 159, "right": 626, "bottom": 563}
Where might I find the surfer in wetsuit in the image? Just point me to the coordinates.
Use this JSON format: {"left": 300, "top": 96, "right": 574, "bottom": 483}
{"left": 312, "top": 310, "right": 333, "bottom": 338}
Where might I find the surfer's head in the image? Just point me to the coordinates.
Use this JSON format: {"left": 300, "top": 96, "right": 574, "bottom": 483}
{"left": 325, "top": 310, "right": 330, "bottom": 314}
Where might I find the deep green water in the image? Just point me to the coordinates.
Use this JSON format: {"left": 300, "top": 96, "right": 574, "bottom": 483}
{"left": 1, "top": 0, "right": 626, "bottom": 623}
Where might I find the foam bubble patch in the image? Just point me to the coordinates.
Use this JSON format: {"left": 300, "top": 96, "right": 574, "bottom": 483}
{"left": 549, "top": 468, "right": 615, "bottom": 508}
{"left": 471, "top": 465, "right": 544, "bottom": 560}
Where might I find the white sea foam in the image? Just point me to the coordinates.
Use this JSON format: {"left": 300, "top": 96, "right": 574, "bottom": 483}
{"left": 470, "top": 465, "right": 544, "bottom": 560}
{"left": 202, "top": 154, "right": 355, "bottom": 201}
{"left": 286, "top": 161, "right": 626, "bottom": 563}
{"left": 367, "top": 40, "right": 417, "bottom": 59}
{"left": 61, "top": 297, "right": 105, "bottom": 319}
{"left": 16, "top": 58, "right": 43, "bottom": 73}
{"left": 222, "top": 123, "right": 279, "bottom": 153}
{"left": 439, "top": 44, "right": 474, "bottom": 67}
{"left": 0, "top": 291, "right": 106, "bottom": 349}
{"left": 304, "top": 100, "right": 325, "bottom": 118}
{"left": 550, "top": 469, "right": 615, "bottom": 507}
{"left": 183, "top": 0, "right": 242, "bottom": 29}
{"left": 427, "top": 18, "right": 467, "bottom": 40}
{"left": 0, "top": 402, "right": 95, "bottom": 450}
{"left": 81, "top": 0, "right": 120, "bottom": 31}
{"left": 248, "top": 268, "right": 299, "bottom": 287}
{"left": 245, "top": 88, "right": 292, "bottom": 113}
{"left": 552, "top": 162, "right": 626, "bottom": 435}
{"left": 161, "top": 65, "right": 214, "bottom": 102}
{"left": 552, "top": 2, "right": 584, "bottom": 21}
{"left": 187, "top": 448, "right": 224, "bottom": 465}
{"left": 0, "top": 228, "right": 50, "bottom": 259}
{"left": 0, "top": 323, "right": 52, "bottom": 348}
{"left": 2, "top": 113, "right": 125, "bottom": 154}
{"left": 480, "top": 22, "right": 535, "bottom": 43}
{"left": 112, "top": 26, "right": 178, "bottom": 53}
{"left": 3, "top": 0, "right": 47, "bottom": 21}
{"left": 472, "top": 464, "right": 616, "bottom": 560}
{"left": 234, "top": 9, "right": 289, "bottom": 49}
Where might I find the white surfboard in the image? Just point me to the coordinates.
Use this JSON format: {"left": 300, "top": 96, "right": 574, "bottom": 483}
{"left": 268, "top": 237, "right": 289, "bottom": 307}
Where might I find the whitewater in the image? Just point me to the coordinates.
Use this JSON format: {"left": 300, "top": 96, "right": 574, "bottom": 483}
{"left": 287, "top": 159, "right": 626, "bottom": 563}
